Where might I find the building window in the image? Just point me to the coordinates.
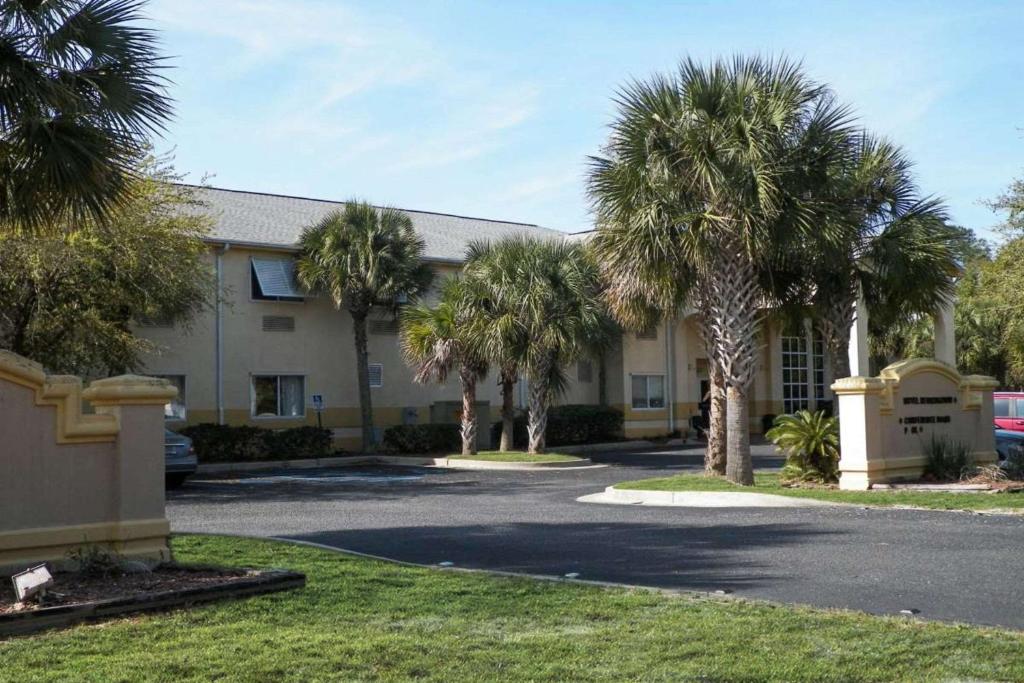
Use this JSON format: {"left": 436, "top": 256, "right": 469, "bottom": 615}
{"left": 368, "top": 363, "right": 383, "bottom": 388}
{"left": 155, "top": 375, "right": 186, "bottom": 420}
{"left": 251, "top": 258, "right": 304, "bottom": 302}
{"left": 782, "top": 333, "right": 809, "bottom": 414}
{"left": 631, "top": 374, "right": 665, "bottom": 409}
{"left": 251, "top": 375, "right": 305, "bottom": 417}
{"left": 812, "top": 332, "right": 825, "bottom": 401}
{"left": 577, "top": 360, "right": 593, "bottom": 383}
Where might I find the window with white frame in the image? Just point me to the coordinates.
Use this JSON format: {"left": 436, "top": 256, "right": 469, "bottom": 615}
{"left": 812, "top": 332, "right": 826, "bottom": 402}
{"left": 577, "top": 359, "right": 593, "bottom": 383}
{"left": 251, "top": 258, "right": 304, "bottom": 302}
{"left": 781, "top": 333, "right": 809, "bottom": 414}
{"left": 631, "top": 374, "right": 665, "bottom": 409}
{"left": 251, "top": 375, "right": 305, "bottom": 417}
{"left": 368, "top": 363, "right": 383, "bottom": 388}
{"left": 155, "top": 375, "right": 186, "bottom": 420}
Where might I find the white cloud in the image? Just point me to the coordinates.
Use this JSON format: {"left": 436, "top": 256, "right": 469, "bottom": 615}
{"left": 150, "top": 0, "right": 540, "bottom": 173}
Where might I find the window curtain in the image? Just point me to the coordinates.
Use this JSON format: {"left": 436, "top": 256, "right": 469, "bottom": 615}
{"left": 280, "top": 376, "right": 305, "bottom": 417}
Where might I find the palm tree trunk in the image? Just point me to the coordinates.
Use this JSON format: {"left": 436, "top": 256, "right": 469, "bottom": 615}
{"left": 706, "top": 362, "right": 727, "bottom": 476}
{"left": 725, "top": 385, "right": 753, "bottom": 485}
{"left": 459, "top": 367, "right": 478, "bottom": 456}
{"left": 705, "top": 240, "right": 761, "bottom": 486}
{"left": 818, "top": 286, "right": 857, "bottom": 380}
{"left": 527, "top": 379, "right": 548, "bottom": 454}
{"left": 527, "top": 356, "right": 553, "bottom": 454}
{"left": 499, "top": 371, "right": 515, "bottom": 452}
{"left": 352, "top": 311, "right": 376, "bottom": 453}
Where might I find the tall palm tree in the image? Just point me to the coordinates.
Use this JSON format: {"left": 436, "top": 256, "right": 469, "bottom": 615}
{"left": 297, "top": 202, "right": 434, "bottom": 451}
{"left": 466, "top": 236, "right": 612, "bottom": 454}
{"left": 588, "top": 56, "right": 854, "bottom": 484}
{"left": 811, "top": 135, "right": 959, "bottom": 379}
{"left": 400, "top": 277, "right": 489, "bottom": 455}
{"left": 1, "top": 0, "right": 172, "bottom": 230}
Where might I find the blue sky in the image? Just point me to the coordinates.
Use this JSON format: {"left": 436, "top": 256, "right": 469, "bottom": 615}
{"left": 149, "top": 0, "right": 1024, "bottom": 238}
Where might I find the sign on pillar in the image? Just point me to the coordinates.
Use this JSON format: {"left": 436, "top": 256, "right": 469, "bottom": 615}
{"left": 831, "top": 359, "right": 998, "bottom": 490}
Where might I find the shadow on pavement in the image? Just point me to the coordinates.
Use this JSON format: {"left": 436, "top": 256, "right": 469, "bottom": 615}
{"left": 286, "top": 520, "right": 839, "bottom": 593}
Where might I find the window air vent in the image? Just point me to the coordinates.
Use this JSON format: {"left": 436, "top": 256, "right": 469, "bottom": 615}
{"left": 369, "top": 319, "right": 399, "bottom": 335}
{"left": 262, "top": 315, "right": 295, "bottom": 332}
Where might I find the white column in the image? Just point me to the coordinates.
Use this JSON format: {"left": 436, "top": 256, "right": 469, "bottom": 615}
{"left": 933, "top": 297, "right": 956, "bottom": 367}
{"left": 848, "top": 289, "right": 870, "bottom": 377}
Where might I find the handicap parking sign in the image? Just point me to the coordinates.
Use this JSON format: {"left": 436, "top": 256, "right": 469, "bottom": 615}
{"left": 312, "top": 394, "right": 324, "bottom": 411}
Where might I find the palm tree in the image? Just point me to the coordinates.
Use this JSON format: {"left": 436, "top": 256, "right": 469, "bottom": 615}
{"left": 297, "top": 202, "right": 434, "bottom": 451}
{"left": 588, "top": 56, "right": 854, "bottom": 484}
{"left": 465, "top": 236, "right": 611, "bottom": 454}
{"left": 400, "top": 277, "right": 489, "bottom": 455}
{"left": 811, "top": 135, "right": 959, "bottom": 379}
{"left": 1, "top": 0, "right": 172, "bottom": 230}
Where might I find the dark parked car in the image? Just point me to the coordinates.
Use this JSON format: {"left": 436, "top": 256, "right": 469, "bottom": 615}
{"left": 995, "top": 427, "right": 1024, "bottom": 462}
{"left": 165, "top": 429, "right": 197, "bottom": 489}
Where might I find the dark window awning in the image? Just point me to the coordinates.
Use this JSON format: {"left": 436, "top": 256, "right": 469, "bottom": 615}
{"left": 251, "top": 258, "right": 303, "bottom": 299}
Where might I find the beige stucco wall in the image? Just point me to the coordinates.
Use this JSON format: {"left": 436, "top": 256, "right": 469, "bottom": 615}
{"left": 139, "top": 246, "right": 601, "bottom": 449}
{"left": 0, "top": 352, "right": 175, "bottom": 575}
{"left": 139, "top": 245, "right": 820, "bottom": 448}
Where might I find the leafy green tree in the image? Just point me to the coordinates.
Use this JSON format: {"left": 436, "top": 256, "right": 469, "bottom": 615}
{"left": 0, "top": 0, "right": 171, "bottom": 230}
{"left": 465, "top": 236, "right": 611, "bottom": 454}
{"left": 588, "top": 56, "right": 853, "bottom": 484}
{"left": 297, "top": 203, "right": 434, "bottom": 451}
{"left": 0, "top": 156, "right": 211, "bottom": 374}
{"left": 400, "top": 277, "right": 489, "bottom": 455}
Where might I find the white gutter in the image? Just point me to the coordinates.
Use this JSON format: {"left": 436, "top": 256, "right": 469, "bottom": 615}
{"left": 215, "top": 243, "right": 230, "bottom": 424}
{"left": 665, "top": 317, "right": 676, "bottom": 434}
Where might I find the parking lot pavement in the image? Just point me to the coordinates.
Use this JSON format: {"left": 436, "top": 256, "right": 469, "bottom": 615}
{"left": 168, "top": 454, "right": 1024, "bottom": 630}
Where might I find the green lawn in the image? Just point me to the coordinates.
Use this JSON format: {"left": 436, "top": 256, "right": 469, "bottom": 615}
{"left": 446, "top": 450, "right": 581, "bottom": 463}
{"left": 615, "top": 472, "right": 1024, "bottom": 512}
{"left": 2, "top": 535, "right": 1023, "bottom": 682}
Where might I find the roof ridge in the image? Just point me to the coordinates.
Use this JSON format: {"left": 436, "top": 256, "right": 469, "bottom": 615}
{"left": 178, "top": 183, "right": 554, "bottom": 231}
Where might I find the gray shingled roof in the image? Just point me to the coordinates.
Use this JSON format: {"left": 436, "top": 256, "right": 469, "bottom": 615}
{"left": 187, "top": 185, "right": 571, "bottom": 262}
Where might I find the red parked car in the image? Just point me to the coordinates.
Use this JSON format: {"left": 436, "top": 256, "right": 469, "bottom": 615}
{"left": 995, "top": 392, "right": 1024, "bottom": 432}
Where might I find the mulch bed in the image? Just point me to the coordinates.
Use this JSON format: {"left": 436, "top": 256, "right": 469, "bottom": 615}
{"left": 1, "top": 563, "right": 305, "bottom": 637}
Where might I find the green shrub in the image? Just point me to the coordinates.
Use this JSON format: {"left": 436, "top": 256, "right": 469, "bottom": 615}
{"left": 760, "top": 414, "right": 777, "bottom": 434}
{"left": 179, "top": 423, "right": 333, "bottom": 462}
{"left": 922, "top": 434, "right": 973, "bottom": 481}
{"left": 765, "top": 410, "right": 840, "bottom": 484}
{"left": 490, "top": 405, "right": 624, "bottom": 448}
{"left": 382, "top": 424, "right": 461, "bottom": 454}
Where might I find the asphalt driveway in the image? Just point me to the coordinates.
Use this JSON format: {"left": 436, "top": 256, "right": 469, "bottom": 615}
{"left": 168, "top": 444, "right": 1024, "bottom": 630}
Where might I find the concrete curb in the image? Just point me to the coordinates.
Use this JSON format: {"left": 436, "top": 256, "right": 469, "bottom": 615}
{"left": 431, "top": 457, "right": 599, "bottom": 471}
{"left": 579, "top": 486, "right": 845, "bottom": 508}
{"left": 557, "top": 439, "right": 682, "bottom": 454}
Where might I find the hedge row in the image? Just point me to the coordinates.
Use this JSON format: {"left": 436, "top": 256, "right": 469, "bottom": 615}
{"left": 178, "top": 424, "right": 333, "bottom": 462}
{"left": 489, "top": 404, "right": 624, "bottom": 449}
{"left": 381, "top": 423, "right": 461, "bottom": 454}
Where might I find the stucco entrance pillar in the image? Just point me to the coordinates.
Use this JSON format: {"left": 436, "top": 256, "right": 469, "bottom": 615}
{"left": 848, "top": 288, "right": 870, "bottom": 376}
{"left": 933, "top": 297, "right": 956, "bottom": 366}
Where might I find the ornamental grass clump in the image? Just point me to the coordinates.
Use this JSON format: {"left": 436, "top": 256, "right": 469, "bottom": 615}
{"left": 922, "top": 434, "right": 973, "bottom": 481}
{"left": 766, "top": 410, "right": 840, "bottom": 484}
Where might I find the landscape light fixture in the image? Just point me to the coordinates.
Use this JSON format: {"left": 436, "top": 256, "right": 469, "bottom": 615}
{"left": 12, "top": 564, "right": 53, "bottom": 602}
